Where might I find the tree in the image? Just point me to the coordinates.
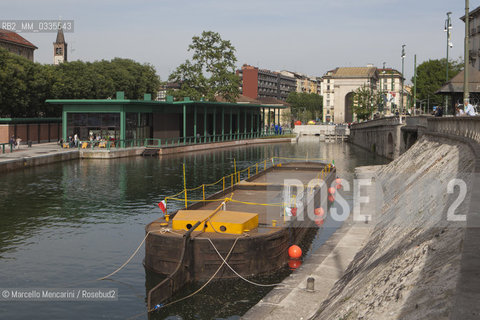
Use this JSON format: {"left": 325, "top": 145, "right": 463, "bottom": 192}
{"left": 168, "top": 31, "right": 240, "bottom": 102}
{"left": 286, "top": 92, "right": 323, "bottom": 122}
{"left": 351, "top": 85, "right": 383, "bottom": 121}
{"left": 411, "top": 58, "right": 463, "bottom": 107}
{"left": 0, "top": 47, "right": 161, "bottom": 117}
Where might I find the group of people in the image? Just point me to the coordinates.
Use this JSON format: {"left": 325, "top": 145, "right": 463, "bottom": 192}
{"left": 455, "top": 101, "right": 477, "bottom": 117}
{"left": 434, "top": 101, "right": 477, "bottom": 117}
{"left": 9, "top": 136, "right": 22, "bottom": 150}
{"left": 64, "top": 133, "right": 80, "bottom": 148}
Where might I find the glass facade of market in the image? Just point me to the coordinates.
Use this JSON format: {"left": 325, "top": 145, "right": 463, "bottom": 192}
{"left": 47, "top": 92, "right": 285, "bottom": 146}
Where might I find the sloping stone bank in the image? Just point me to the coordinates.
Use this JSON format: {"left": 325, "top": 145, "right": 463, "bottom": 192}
{"left": 313, "top": 134, "right": 477, "bottom": 320}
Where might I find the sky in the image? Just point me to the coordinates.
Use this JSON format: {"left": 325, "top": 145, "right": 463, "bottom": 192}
{"left": 1, "top": 0, "right": 475, "bottom": 84}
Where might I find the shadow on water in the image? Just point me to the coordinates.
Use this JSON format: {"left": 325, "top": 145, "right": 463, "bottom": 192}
{"left": 144, "top": 227, "right": 320, "bottom": 320}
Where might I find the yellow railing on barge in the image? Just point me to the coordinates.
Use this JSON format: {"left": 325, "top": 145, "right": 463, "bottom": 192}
{"left": 161, "top": 157, "right": 334, "bottom": 214}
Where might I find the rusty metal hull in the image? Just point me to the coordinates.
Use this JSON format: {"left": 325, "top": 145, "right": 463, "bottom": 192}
{"left": 144, "top": 162, "right": 336, "bottom": 307}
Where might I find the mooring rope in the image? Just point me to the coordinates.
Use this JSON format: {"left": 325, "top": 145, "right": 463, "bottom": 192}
{"left": 205, "top": 238, "right": 283, "bottom": 288}
{"left": 126, "top": 236, "right": 243, "bottom": 320}
{"left": 97, "top": 230, "right": 154, "bottom": 281}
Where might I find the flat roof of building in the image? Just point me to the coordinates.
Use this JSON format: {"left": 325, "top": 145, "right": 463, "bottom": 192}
{"left": 46, "top": 97, "right": 287, "bottom": 109}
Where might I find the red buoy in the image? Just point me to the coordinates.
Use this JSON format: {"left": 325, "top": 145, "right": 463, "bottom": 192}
{"left": 335, "top": 178, "right": 343, "bottom": 190}
{"left": 328, "top": 195, "right": 335, "bottom": 203}
{"left": 328, "top": 187, "right": 336, "bottom": 195}
{"left": 288, "top": 245, "right": 302, "bottom": 259}
{"left": 288, "top": 259, "right": 302, "bottom": 270}
{"left": 314, "top": 207, "right": 325, "bottom": 216}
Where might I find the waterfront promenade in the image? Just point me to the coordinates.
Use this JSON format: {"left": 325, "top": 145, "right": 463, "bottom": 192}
{"left": 0, "top": 137, "right": 293, "bottom": 173}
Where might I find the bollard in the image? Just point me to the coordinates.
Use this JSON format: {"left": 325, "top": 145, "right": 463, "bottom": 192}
{"left": 306, "top": 277, "right": 315, "bottom": 292}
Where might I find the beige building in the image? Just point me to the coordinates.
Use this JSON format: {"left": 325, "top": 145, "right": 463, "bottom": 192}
{"left": 378, "top": 68, "right": 403, "bottom": 115}
{"left": 319, "top": 67, "right": 378, "bottom": 123}
{"left": 319, "top": 69, "right": 335, "bottom": 122}
{"left": 319, "top": 66, "right": 407, "bottom": 123}
{"left": 461, "top": 6, "right": 480, "bottom": 70}
{"left": 279, "top": 70, "right": 319, "bottom": 95}
{"left": 0, "top": 29, "right": 37, "bottom": 61}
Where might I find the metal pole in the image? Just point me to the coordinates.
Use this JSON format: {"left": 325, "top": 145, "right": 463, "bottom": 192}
{"left": 183, "top": 104, "right": 186, "bottom": 144}
{"left": 464, "top": 0, "right": 470, "bottom": 104}
{"left": 414, "top": 54, "right": 417, "bottom": 115}
{"left": 445, "top": 12, "right": 452, "bottom": 114}
{"left": 401, "top": 44, "right": 406, "bottom": 121}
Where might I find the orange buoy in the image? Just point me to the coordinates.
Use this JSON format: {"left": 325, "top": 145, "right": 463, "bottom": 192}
{"left": 288, "top": 245, "right": 302, "bottom": 259}
{"left": 328, "top": 195, "right": 335, "bottom": 203}
{"left": 314, "top": 207, "right": 325, "bottom": 216}
{"left": 288, "top": 259, "right": 302, "bottom": 270}
{"left": 315, "top": 218, "right": 324, "bottom": 226}
{"left": 335, "top": 178, "right": 343, "bottom": 190}
{"left": 328, "top": 187, "right": 336, "bottom": 195}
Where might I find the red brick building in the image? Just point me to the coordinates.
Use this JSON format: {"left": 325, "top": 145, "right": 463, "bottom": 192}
{"left": 0, "top": 29, "right": 37, "bottom": 61}
{"left": 237, "top": 64, "right": 296, "bottom": 101}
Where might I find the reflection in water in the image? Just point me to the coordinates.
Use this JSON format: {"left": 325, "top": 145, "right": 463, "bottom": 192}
{"left": 0, "top": 138, "right": 388, "bottom": 319}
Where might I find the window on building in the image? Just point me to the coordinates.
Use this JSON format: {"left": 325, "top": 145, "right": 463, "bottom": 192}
{"left": 327, "top": 85, "right": 330, "bottom": 91}
{"left": 326, "top": 100, "right": 330, "bottom": 106}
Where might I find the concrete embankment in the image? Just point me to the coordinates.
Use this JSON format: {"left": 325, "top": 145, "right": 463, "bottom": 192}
{"left": 242, "top": 166, "right": 381, "bottom": 320}
{"left": 311, "top": 134, "right": 478, "bottom": 319}
{"left": 0, "top": 138, "right": 292, "bottom": 173}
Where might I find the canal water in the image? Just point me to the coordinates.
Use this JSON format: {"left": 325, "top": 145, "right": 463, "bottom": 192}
{"left": 0, "top": 138, "right": 388, "bottom": 320}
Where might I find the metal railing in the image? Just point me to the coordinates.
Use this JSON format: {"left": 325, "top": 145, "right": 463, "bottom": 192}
{"left": 163, "top": 156, "right": 332, "bottom": 212}
{"left": 62, "top": 129, "right": 293, "bottom": 150}
{"left": 1, "top": 143, "right": 14, "bottom": 154}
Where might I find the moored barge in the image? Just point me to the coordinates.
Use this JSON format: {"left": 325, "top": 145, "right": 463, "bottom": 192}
{"left": 144, "top": 159, "right": 336, "bottom": 309}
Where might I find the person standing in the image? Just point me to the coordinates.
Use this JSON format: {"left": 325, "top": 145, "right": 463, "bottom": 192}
{"left": 456, "top": 105, "right": 465, "bottom": 116}
{"left": 15, "top": 137, "right": 22, "bottom": 149}
{"left": 464, "top": 101, "right": 476, "bottom": 116}
{"left": 74, "top": 133, "right": 79, "bottom": 148}
{"left": 9, "top": 135, "right": 15, "bottom": 150}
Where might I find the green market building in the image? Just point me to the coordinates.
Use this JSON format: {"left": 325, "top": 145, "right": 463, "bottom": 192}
{"left": 46, "top": 92, "right": 287, "bottom": 145}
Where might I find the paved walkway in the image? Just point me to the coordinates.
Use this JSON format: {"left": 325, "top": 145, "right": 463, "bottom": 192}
{"left": 242, "top": 165, "right": 381, "bottom": 320}
{"left": 0, "top": 142, "right": 75, "bottom": 163}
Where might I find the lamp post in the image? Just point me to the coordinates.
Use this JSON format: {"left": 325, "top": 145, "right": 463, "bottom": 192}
{"left": 401, "top": 44, "right": 406, "bottom": 122}
{"left": 445, "top": 11, "right": 452, "bottom": 114}
{"left": 464, "top": 0, "right": 470, "bottom": 105}
{"left": 382, "top": 62, "right": 386, "bottom": 115}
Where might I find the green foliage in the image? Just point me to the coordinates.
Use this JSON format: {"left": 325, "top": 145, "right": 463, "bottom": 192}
{"left": 411, "top": 58, "right": 463, "bottom": 106}
{"left": 168, "top": 31, "right": 240, "bottom": 102}
{"left": 286, "top": 92, "right": 323, "bottom": 122}
{"left": 352, "top": 85, "right": 383, "bottom": 121}
{"left": 0, "top": 47, "right": 161, "bottom": 117}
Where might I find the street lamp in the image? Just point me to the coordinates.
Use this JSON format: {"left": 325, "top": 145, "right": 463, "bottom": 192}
{"left": 401, "top": 44, "right": 406, "bottom": 121}
{"left": 445, "top": 12, "right": 452, "bottom": 114}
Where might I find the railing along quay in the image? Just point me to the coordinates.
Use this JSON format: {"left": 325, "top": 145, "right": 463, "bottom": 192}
{"left": 61, "top": 129, "right": 293, "bottom": 150}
